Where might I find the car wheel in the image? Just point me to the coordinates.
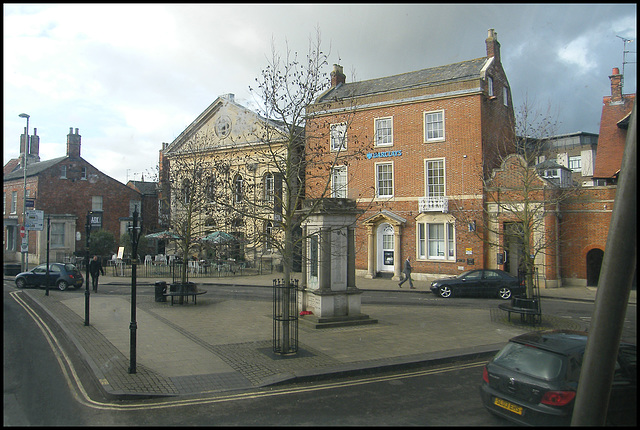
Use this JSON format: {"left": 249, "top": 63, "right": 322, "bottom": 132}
{"left": 498, "top": 287, "right": 512, "bottom": 300}
{"left": 16, "top": 278, "right": 27, "bottom": 289}
{"left": 57, "top": 280, "right": 69, "bottom": 291}
{"left": 439, "top": 286, "right": 452, "bottom": 298}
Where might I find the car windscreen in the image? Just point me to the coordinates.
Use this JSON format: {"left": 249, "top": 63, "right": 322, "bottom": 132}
{"left": 492, "top": 342, "right": 565, "bottom": 380}
{"left": 64, "top": 264, "right": 79, "bottom": 273}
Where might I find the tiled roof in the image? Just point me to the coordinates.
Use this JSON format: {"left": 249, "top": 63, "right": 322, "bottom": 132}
{"left": 318, "top": 57, "right": 489, "bottom": 101}
{"left": 3, "top": 156, "right": 67, "bottom": 181}
{"left": 592, "top": 94, "right": 636, "bottom": 178}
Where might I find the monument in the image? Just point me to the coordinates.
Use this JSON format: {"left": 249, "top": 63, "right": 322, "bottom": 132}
{"left": 297, "top": 198, "right": 377, "bottom": 328}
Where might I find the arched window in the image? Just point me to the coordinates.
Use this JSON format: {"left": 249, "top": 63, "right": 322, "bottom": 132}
{"left": 234, "top": 174, "right": 243, "bottom": 204}
{"left": 264, "top": 172, "right": 274, "bottom": 202}
{"left": 265, "top": 221, "right": 273, "bottom": 251}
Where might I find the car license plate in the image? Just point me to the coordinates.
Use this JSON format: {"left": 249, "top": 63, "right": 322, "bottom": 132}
{"left": 494, "top": 397, "right": 523, "bottom": 415}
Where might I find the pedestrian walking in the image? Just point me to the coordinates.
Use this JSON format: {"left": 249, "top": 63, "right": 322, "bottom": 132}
{"left": 89, "top": 255, "right": 105, "bottom": 292}
{"left": 398, "top": 256, "right": 415, "bottom": 289}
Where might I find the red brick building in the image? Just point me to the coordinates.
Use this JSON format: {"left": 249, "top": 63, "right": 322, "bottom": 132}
{"left": 305, "top": 31, "right": 634, "bottom": 289}
{"left": 559, "top": 67, "right": 635, "bottom": 286}
{"left": 3, "top": 128, "right": 156, "bottom": 266}
{"left": 305, "top": 29, "right": 515, "bottom": 281}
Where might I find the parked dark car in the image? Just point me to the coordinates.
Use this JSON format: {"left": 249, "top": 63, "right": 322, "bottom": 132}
{"left": 430, "top": 269, "right": 524, "bottom": 299}
{"left": 15, "top": 263, "right": 84, "bottom": 291}
{"left": 480, "top": 330, "right": 637, "bottom": 426}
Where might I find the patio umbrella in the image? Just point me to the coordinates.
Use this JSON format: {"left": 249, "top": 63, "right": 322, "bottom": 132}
{"left": 199, "top": 231, "right": 236, "bottom": 244}
{"left": 145, "top": 230, "right": 182, "bottom": 240}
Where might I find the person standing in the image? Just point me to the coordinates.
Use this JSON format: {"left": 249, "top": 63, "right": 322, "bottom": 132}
{"left": 398, "top": 256, "right": 415, "bottom": 289}
{"left": 89, "top": 255, "right": 105, "bottom": 292}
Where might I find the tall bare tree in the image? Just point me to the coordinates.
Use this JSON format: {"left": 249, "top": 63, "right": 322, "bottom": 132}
{"left": 163, "top": 132, "right": 219, "bottom": 287}
{"left": 454, "top": 99, "right": 581, "bottom": 298}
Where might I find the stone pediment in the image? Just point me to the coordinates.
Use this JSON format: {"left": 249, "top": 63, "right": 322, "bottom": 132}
{"left": 362, "top": 209, "right": 406, "bottom": 226}
{"left": 164, "top": 94, "right": 289, "bottom": 154}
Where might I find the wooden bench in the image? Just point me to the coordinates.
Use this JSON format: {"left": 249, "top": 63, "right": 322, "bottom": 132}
{"left": 498, "top": 298, "right": 541, "bottom": 325}
{"left": 163, "top": 290, "right": 207, "bottom": 305}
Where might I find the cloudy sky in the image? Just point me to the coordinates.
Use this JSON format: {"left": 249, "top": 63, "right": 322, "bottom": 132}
{"left": 4, "top": 3, "right": 636, "bottom": 184}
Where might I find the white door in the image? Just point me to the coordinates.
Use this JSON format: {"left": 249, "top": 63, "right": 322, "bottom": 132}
{"left": 377, "top": 223, "right": 395, "bottom": 273}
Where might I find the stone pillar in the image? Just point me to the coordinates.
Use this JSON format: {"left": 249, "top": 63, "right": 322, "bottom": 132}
{"left": 347, "top": 226, "right": 356, "bottom": 289}
{"left": 319, "top": 228, "right": 332, "bottom": 291}
{"left": 365, "top": 226, "right": 376, "bottom": 278}
{"left": 393, "top": 227, "right": 402, "bottom": 281}
{"left": 301, "top": 224, "right": 307, "bottom": 289}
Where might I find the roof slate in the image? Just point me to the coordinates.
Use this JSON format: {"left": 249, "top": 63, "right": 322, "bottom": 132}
{"left": 318, "top": 57, "right": 489, "bottom": 101}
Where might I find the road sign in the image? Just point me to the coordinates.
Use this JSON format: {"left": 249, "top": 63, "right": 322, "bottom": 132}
{"left": 20, "top": 225, "right": 26, "bottom": 238}
{"left": 21, "top": 237, "right": 28, "bottom": 252}
{"left": 26, "top": 210, "right": 44, "bottom": 231}
{"left": 25, "top": 199, "right": 35, "bottom": 208}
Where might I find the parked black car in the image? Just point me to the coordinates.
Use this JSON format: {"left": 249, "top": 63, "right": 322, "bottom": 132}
{"left": 430, "top": 269, "right": 524, "bottom": 299}
{"left": 480, "top": 330, "right": 637, "bottom": 426}
{"left": 15, "top": 263, "right": 84, "bottom": 291}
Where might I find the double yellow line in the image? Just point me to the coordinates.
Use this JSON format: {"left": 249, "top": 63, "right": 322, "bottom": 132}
{"left": 10, "top": 291, "right": 486, "bottom": 411}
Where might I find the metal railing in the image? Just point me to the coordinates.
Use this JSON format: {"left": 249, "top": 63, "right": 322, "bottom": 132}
{"left": 418, "top": 196, "right": 448, "bottom": 213}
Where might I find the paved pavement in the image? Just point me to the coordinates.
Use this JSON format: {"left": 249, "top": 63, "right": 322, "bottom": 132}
{"left": 9, "top": 272, "right": 636, "bottom": 400}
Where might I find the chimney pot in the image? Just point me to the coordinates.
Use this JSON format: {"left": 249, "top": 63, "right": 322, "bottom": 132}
{"left": 612, "top": 67, "right": 620, "bottom": 75}
{"left": 331, "top": 64, "right": 346, "bottom": 87}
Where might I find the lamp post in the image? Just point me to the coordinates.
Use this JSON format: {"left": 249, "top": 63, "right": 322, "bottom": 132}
{"left": 84, "top": 212, "right": 91, "bottom": 326}
{"left": 128, "top": 206, "right": 142, "bottom": 374}
{"left": 19, "top": 113, "right": 29, "bottom": 272}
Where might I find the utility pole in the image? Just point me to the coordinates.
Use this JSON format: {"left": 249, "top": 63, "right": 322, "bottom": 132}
{"left": 19, "top": 113, "right": 30, "bottom": 272}
{"left": 84, "top": 212, "right": 92, "bottom": 326}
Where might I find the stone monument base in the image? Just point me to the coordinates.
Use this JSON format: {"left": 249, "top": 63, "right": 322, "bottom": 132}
{"left": 299, "top": 313, "right": 378, "bottom": 329}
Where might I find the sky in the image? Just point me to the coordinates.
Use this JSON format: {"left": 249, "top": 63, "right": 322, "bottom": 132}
{"left": 4, "top": 3, "right": 637, "bottom": 184}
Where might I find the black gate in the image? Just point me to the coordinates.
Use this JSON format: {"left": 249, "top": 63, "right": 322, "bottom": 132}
{"left": 273, "top": 278, "right": 298, "bottom": 355}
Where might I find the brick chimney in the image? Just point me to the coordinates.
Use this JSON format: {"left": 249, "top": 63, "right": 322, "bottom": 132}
{"left": 331, "top": 64, "right": 346, "bottom": 88}
{"left": 67, "top": 127, "right": 81, "bottom": 158}
{"left": 29, "top": 128, "right": 40, "bottom": 161}
{"left": 19, "top": 127, "right": 41, "bottom": 166}
{"left": 485, "top": 29, "right": 500, "bottom": 62}
{"left": 609, "top": 67, "right": 623, "bottom": 103}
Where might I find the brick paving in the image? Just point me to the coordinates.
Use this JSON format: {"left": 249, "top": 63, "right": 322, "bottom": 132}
{"left": 11, "top": 273, "right": 635, "bottom": 399}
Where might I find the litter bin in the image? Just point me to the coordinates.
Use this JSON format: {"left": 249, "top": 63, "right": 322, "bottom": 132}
{"left": 155, "top": 281, "right": 167, "bottom": 302}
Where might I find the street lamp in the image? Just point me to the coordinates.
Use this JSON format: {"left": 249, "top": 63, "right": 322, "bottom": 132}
{"left": 128, "top": 206, "right": 142, "bottom": 374}
{"left": 19, "top": 113, "right": 29, "bottom": 272}
{"left": 84, "top": 212, "right": 92, "bottom": 326}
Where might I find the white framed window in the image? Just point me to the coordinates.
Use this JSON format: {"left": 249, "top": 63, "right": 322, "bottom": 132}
{"left": 50, "top": 222, "right": 65, "bottom": 247}
{"left": 568, "top": 155, "right": 581, "bottom": 172}
{"left": 376, "top": 162, "right": 394, "bottom": 198}
{"left": 330, "top": 122, "right": 347, "bottom": 151}
{"left": 91, "top": 195, "right": 103, "bottom": 211}
{"left": 331, "top": 166, "right": 347, "bottom": 198}
{"left": 265, "top": 221, "right": 273, "bottom": 251}
{"left": 375, "top": 117, "right": 393, "bottom": 146}
{"left": 503, "top": 86, "right": 509, "bottom": 106}
{"left": 11, "top": 191, "right": 17, "bottom": 214}
{"left": 60, "top": 165, "right": 67, "bottom": 179}
{"left": 264, "top": 172, "right": 274, "bottom": 202}
{"left": 425, "top": 158, "right": 445, "bottom": 199}
{"left": 487, "top": 76, "right": 494, "bottom": 96}
{"left": 234, "top": 174, "right": 243, "bottom": 204}
{"left": 3, "top": 192, "right": 5, "bottom": 215}
{"left": 417, "top": 221, "right": 455, "bottom": 260}
{"left": 81, "top": 167, "right": 87, "bottom": 180}
{"left": 424, "top": 110, "right": 444, "bottom": 142}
